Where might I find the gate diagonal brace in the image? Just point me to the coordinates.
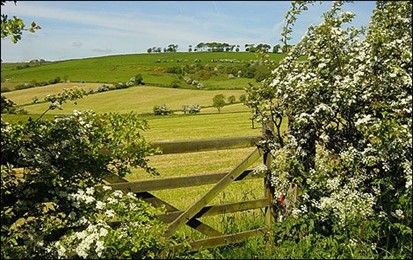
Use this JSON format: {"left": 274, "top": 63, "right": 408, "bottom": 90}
{"left": 103, "top": 174, "right": 222, "bottom": 237}
{"left": 165, "top": 148, "right": 262, "bottom": 237}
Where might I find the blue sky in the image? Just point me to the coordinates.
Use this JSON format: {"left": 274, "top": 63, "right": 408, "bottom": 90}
{"left": 1, "top": 1, "right": 376, "bottom": 62}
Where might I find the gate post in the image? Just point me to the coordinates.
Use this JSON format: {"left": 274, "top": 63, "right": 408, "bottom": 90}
{"left": 262, "top": 121, "right": 275, "bottom": 241}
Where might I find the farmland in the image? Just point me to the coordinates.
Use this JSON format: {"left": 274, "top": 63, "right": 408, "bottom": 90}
{"left": 1, "top": 52, "right": 285, "bottom": 90}
{"left": 1, "top": 52, "right": 278, "bottom": 257}
{"left": 2, "top": 1, "right": 411, "bottom": 259}
{"left": 0, "top": 52, "right": 277, "bottom": 177}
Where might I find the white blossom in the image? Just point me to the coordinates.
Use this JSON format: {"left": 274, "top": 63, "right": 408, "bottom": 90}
{"left": 105, "top": 209, "right": 115, "bottom": 218}
{"left": 96, "top": 201, "right": 106, "bottom": 210}
{"left": 99, "top": 227, "right": 108, "bottom": 237}
{"left": 102, "top": 185, "right": 112, "bottom": 191}
{"left": 392, "top": 209, "right": 405, "bottom": 219}
{"left": 112, "top": 190, "right": 123, "bottom": 199}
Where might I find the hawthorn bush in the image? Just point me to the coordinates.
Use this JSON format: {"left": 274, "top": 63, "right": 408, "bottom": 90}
{"left": 0, "top": 88, "right": 179, "bottom": 258}
{"left": 153, "top": 104, "right": 173, "bottom": 116}
{"left": 246, "top": 1, "right": 411, "bottom": 258}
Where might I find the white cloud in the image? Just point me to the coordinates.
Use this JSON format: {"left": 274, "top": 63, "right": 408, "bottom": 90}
{"left": 72, "top": 41, "right": 82, "bottom": 48}
{"left": 1, "top": 1, "right": 375, "bottom": 62}
{"left": 92, "top": 48, "right": 112, "bottom": 54}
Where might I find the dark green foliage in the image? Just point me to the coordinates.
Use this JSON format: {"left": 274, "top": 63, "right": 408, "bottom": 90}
{"left": 212, "top": 94, "right": 226, "bottom": 113}
{"left": 153, "top": 104, "right": 173, "bottom": 115}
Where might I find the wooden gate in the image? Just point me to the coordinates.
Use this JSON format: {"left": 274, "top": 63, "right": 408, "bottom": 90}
{"left": 103, "top": 126, "right": 276, "bottom": 253}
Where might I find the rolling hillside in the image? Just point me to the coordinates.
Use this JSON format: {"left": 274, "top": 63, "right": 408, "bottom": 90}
{"left": 1, "top": 51, "right": 276, "bottom": 143}
{"left": 1, "top": 52, "right": 285, "bottom": 90}
{"left": 6, "top": 85, "right": 247, "bottom": 114}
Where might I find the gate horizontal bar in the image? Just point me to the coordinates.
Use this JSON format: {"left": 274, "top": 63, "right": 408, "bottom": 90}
{"left": 104, "top": 169, "right": 264, "bottom": 193}
{"left": 152, "top": 136, "right": 261, "bottom": 154}
{"left": 158, "top": 198, "right": 270, "bottom": 223}
{"left": 173, "top": 227, "right": 269, "bottom": 252}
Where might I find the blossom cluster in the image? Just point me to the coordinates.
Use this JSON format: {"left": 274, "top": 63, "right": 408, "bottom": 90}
{"left": 46, "top": 185, "right": 169, "bottom": 259}
{"left": 246, "top": 1, "right": 412, "bottom": 257}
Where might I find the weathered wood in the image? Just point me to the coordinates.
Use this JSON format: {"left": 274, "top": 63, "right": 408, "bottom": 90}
{"left": 158, "top": 198, "right": 270, "bottom": 223}
{"left": 103, "top": 173, "right": 128, "bottom": 183}
{"left": 173, "top": 227, "right": 269, "bottom": 252}
{"left": 263, "top": 121, "right": 276, "bottom": 248}
{"left": 152, "top": 136, "right": 261, "bottom": 154}
{"left": 261, "top": 121, "right": 275, "bottom": 228}
{"left": 264, "top": 157, "right": 275, "bottom": 228}
{"left": 104, "top": 169, "right": 263, "bottom": 193}
{"left": 102, "top": 131, "right": 278, "bottom": 252}
{"left": 164, "top": 148, "right": 262, "bottom": 237}
{"left": 103, "top": 174, "right": 222, "bottom": 237}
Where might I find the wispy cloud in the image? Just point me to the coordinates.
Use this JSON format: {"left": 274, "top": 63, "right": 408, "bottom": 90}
{"left": 1, "top": 1, "right": 376, "bottom": 62}
{"left": 71, "top": 41, "right": 82, "bottom": 48}
{"left": 92, "top": 48, "right": 112, "bottom": 54}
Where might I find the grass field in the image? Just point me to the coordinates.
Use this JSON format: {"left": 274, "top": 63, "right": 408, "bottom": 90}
{"left": 1, "top": 52, "right": 287, "bottom": 257}
{"left": 1, "top": 83, "right": 106, "bottom": 106}
{"left": 1, "top": 52, "right": 285, "bottom": 90}
{"left": 5, "top": 85, "right": 247, "bottom": 114}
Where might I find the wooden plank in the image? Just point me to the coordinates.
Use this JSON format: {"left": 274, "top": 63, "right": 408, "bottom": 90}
{"left": 137, "top": 192, "right": 222, "bottom": 237}
{"left": 103, "top": 173, "right": 128, "bottom": 183}
{"left": 152, "top": 136, "right": 261, "bottom": 154}
{"left": 104, "top": 169, "right": 263, "bottom": 193}
{"left": 173, "top": 228, "right": 269, "bottom": 252}
{"left": 158, "top": 198, "right": 269, "bottom": 223}
{"left": 102, "top": 174, "right": 222, "bottom": 237}
{"left": 164, "top": 148, "right": 262, "bottom": 237}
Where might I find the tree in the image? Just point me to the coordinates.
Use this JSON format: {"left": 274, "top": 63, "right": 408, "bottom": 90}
{"left": 228, "top": 95, "right": 236, "bottom": 104}
{"left": 164, "top": 44, "right": 178, "bottom": 52}
{"left": 1, "top": 1, "right": 41, "bottom": 43}
{"left": 212, "top": 94, "right": 225, "bottom": 113}
{"left": 196, "top": 42, "right": 205, "bottom": 52}
{"left": 153, "top": 104, "right": 172, "bottom": 115}
{"left": 246, "top": 1, "right": 411, "bottom": 258}
{"left": 256, "top": 43, "right": 271, "bottom": 52}
{"left": 245, "top": 43, "right": 255, "bottom": 52}
{"left": 0, "top": 95, "right": 15, "bottom": 113}
{"left": 272, "top": 44, "right": 281, "bottom": 53}
{"left": 239, "top": 94, "right": 246, "bottom": 104}
{"left": 281, "top": 44, "right": 293, "bottom": 53}
{"left": 130, "top": 74, "right": 144, "bottom": 85}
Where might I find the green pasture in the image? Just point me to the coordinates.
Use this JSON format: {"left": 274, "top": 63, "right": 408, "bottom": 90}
{"left": 1, "top": 53, "right": 288, "bottom": 255}
{"left": 143, "top": 110, "right": 261, "bottom": 142}
{"left": 6, "top": 85, "right": 247, "bottom": 114}
{"left": 1, "top": 52, "right": 285, "bottom": 88}
{"left": 2, "top": 83, "right": 106, "bottom": 105}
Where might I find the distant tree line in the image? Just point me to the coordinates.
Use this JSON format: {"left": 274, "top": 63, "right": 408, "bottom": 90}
{"left": 147, "top": 42, "right": 293, "bottom": 54}
{"left": 147, "top": 44, "right": 178, "bottom": 53}
{"left": 15, "top": 59, "right": 51, "bottom": 70}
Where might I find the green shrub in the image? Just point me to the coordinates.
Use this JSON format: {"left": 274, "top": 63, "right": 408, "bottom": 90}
{"left": 169, "top": 79, "right": 181, "bottom": 88}
{"left": 153, "top": 104, "right": 172, "bottom": 115}
{"left": 246, "top": 1, "right": 412, "bottom": 258}
{"left": 129, "top": 74, "right": 144, "bottom": 85}
{"left": 166, "top": 66, "right": 182, "bottom": 74}
{"left": 0, "top": 88, "right": 177, "bottom": 259}
{"left": 96, "top": 85, "right": 110, "bottom": 92}
{"left": 189, "top": 104, "right": 201, "bottom": 114}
